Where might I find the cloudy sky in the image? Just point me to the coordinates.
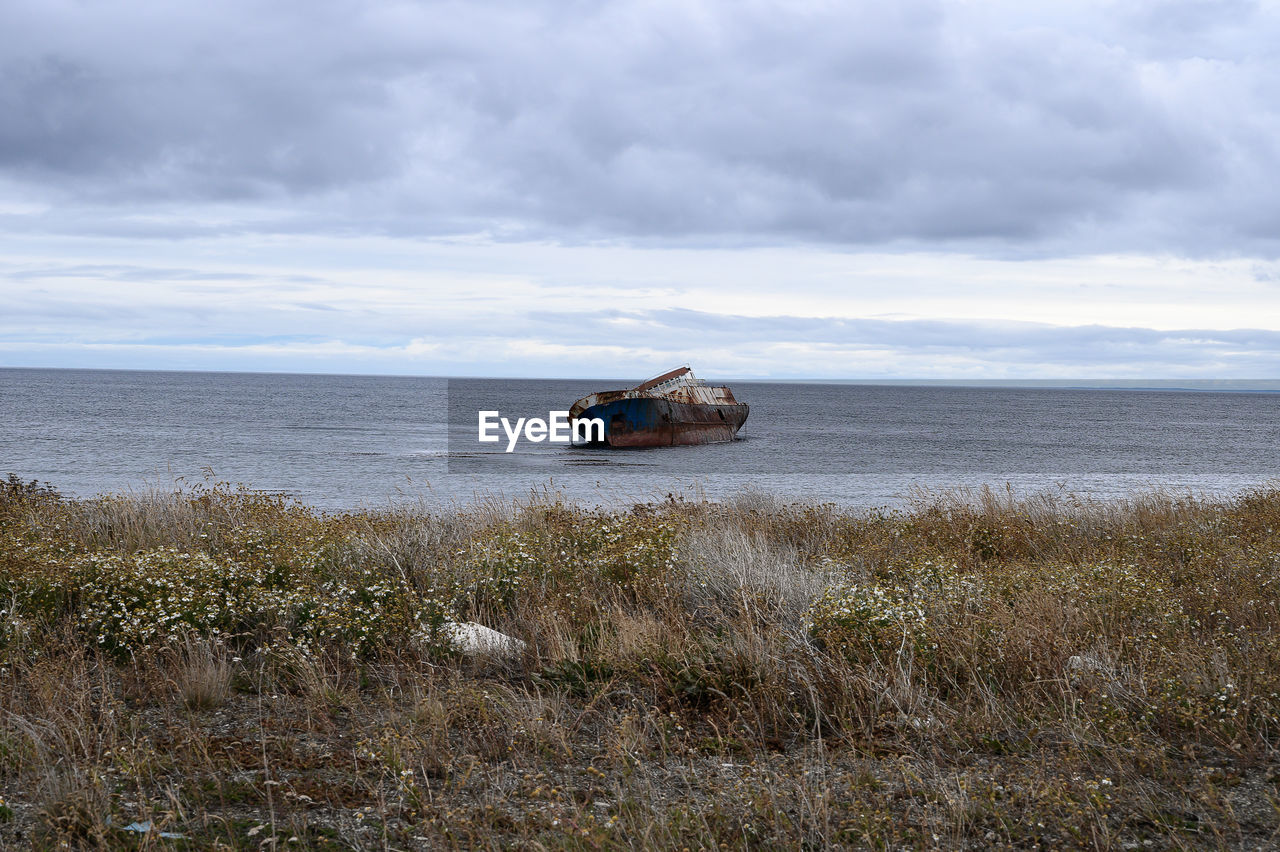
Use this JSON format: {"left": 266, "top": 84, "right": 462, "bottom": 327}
{"left": 3, "top": 0, "right": 1280, "bottom": 380}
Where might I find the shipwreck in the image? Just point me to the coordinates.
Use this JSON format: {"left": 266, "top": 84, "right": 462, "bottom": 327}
{"left": 568, "top": 366, "right": 748, "bottom": 448}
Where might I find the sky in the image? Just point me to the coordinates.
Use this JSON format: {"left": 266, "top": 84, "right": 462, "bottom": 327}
{"left": 2, "top": 0, "right": 1280, "bottom": 380}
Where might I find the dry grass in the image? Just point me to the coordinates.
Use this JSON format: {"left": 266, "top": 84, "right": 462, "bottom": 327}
{"left": 0, "top": 473, "right": 1278, "bottom": 848}
{"left": 34, "top": 767, "right": 113, "bottom": 847}
{"left": 174, "top": 637, "right": 233, "bottom": 711}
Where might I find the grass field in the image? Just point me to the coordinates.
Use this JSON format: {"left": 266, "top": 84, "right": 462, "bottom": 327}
{"left": 0, "top": 474, "right": 1277, "bottom": 849}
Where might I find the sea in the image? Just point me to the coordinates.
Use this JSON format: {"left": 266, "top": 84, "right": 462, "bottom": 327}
{"left": 2, "top": 367, "right": 1277, "bottom": 510}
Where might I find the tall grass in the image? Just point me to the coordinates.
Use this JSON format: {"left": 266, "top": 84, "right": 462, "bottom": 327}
{"left": 0, "top": 475, "right": 1277, "bottom": 848}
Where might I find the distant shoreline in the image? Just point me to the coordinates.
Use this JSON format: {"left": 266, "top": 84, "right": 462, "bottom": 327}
{"left": 3, "top": 364, "right": 1279, "bottom": 393}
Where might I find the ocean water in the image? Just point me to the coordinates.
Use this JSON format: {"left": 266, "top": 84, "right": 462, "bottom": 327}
{"left": 1, "top": 367, "right": 1277, "bottom": 509}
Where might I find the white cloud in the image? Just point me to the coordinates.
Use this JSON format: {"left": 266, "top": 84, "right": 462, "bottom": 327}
{"left": 2, "top": 235, "right": 1278, "bottom": 379}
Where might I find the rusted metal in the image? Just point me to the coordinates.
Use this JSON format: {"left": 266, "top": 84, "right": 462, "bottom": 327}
{"left": 568, "top": 366, "right": 749, "bottom": 448}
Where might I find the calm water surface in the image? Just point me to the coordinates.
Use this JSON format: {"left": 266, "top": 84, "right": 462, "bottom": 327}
{"left": 2, "top": 368, "right": 1277, "bottom": 508}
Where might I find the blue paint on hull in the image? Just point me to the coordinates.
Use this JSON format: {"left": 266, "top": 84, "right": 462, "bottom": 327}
{"left": 575, "top": 397, "right": 748, "bottom": 448}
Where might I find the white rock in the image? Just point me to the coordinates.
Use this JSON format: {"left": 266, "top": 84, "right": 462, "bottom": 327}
{"left": 440, "top": 621, "right": 527, "bottom": 657}
{"left": 1065, "top": 654, "right": 1135, "bottom": 700}
{"left": 1065, "top": 653, "right": 1108, "bottom": 677}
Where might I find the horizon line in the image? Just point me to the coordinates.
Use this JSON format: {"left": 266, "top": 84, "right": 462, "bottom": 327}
{"left": 2, "top": 364, "right": 1279, "bottom": 392}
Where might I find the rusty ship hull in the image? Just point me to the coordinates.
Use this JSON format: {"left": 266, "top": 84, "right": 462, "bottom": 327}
{"left": 569, "top": 366, "right": 748, "bottom": 449}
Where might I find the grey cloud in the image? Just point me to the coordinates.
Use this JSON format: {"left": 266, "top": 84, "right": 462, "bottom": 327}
{"left": 0, "top": 2, "right": 409, "bottom": 199}
{"left": 1, "top": 0, "right": 1278, "bottom": 254}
